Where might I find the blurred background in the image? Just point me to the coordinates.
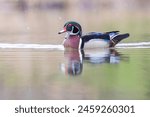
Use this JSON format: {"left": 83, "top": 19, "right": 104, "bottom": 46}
{"left": 0, "top": 0, "right": 150, "bottom": 44}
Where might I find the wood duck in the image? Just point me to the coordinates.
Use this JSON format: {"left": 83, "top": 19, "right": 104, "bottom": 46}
{"left": 58, "top": 21, "right": 129, "bottom": 49}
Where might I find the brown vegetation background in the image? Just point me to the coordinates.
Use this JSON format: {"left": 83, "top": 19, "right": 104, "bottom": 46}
{"left": 0, "top": 0, "right": 149, "bottom": 43}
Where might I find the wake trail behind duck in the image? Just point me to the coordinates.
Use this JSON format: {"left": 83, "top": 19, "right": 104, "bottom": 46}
{"left": 116, "top": 42, "right": 150, "bottom": 48}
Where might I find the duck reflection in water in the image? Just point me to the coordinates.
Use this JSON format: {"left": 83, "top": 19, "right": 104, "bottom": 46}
{"left": 84, "top": 49, "right": 120, "bottom": 64}
{"left": 61, "top": 50, "right": 83, "bottom": 76}
{"left": 60, "top": 49, "right": 127, "bottom": 76}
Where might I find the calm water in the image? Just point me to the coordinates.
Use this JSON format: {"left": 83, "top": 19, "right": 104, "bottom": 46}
{"left": 0, "top": 46, "right": 150, "bottom": 100}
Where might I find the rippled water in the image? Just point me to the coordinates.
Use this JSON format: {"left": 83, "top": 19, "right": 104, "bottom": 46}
{"left": 0, "top": 43, "right": 150, "bottom": 99}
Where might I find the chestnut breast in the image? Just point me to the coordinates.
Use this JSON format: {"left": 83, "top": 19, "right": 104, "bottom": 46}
{"left": 63, "top": 35, "right": 81, "bottom": 49}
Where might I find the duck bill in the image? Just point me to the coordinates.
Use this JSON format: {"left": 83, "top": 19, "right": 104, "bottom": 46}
{"left": 58, "top": 28, "right": 67, "bottom": 34}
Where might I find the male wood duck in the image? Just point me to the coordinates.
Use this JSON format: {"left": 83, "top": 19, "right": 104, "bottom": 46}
{"left": 58, "top": 21, "right": 129, "bottom": 49}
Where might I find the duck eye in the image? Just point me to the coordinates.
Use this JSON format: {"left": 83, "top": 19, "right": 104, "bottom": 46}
{"left": 66, "top": 24, "right": 72, "bottom": 31}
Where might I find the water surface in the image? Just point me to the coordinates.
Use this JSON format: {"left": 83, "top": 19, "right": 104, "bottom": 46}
{"left": 0, "top": 46, "right": 149, "bottom": 100}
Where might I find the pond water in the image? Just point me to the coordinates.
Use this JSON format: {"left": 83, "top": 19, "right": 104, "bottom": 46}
{"left": 0, "top": 44, "right": 149, "bottom": 100}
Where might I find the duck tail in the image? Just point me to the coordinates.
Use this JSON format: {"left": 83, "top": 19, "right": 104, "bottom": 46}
{"left": 109, "top": 33, "right": 130, "bottom": 47}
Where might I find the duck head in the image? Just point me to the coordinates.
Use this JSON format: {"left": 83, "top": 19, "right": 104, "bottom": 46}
{"left": 58, "top": 21, "right": 82, "bottom": 49}
{"left": 58, "top": 21, "right": 82, "bottom": 36}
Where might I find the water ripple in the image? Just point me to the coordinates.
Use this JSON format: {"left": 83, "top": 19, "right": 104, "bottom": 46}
{"left": 0, "top": 43, "right": 64, "bottom": 50}
{"left": 117, "top": 42, "right": 150, "bottom": 48}
{"left": 0, "top": 42, "right": 150, "bottom": 49}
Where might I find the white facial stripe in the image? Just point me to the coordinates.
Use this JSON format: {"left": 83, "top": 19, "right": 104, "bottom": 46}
{"left": 69, "top": 26, "right": 80, "bottom": 35}
{"left": 71, "top": 26, "right": 74, "bottom": 32}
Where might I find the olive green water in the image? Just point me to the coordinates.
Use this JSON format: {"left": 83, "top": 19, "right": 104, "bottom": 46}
{"left": 0, "top": 4, "right": 150, "bottom": 99}
{"left": 0, "top": 48, "right": 149, "bottom": 99}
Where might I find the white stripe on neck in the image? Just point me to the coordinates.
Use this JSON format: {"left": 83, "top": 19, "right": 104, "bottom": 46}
{"left": 78, "top": 37, "right": 82, "bottom": 49}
